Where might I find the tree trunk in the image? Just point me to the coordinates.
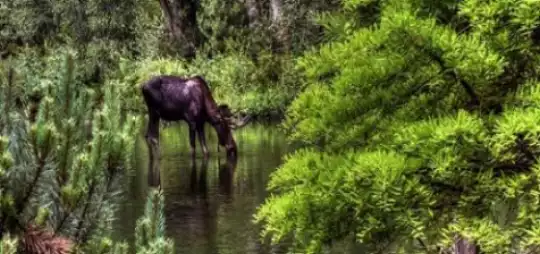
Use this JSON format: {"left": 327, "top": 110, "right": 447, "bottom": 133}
{"left": 158, "top": 0, "right": 177, "bottom": 38}
{"left": 269, "top": 0, "right": 290, "bottom": 52}
{"left": 244, "top": 0, "right": 261, "bottom": 28}
{"left": 158, "top": 0, "right": 200, "bottom": 58}
{"left": 454, "top": 237, "right": 479, "bottom": 254}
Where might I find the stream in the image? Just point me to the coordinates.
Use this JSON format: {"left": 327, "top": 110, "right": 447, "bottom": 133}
{"left": 113, "top": 122, "right": 295, "bottom": 253}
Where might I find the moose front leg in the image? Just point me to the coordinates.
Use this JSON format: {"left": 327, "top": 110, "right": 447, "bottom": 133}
{"left": 145, "top": 112, "right": 161, "bottom": 176}
{"left": 196, "top": 123, "right": 209, "bottom": 158}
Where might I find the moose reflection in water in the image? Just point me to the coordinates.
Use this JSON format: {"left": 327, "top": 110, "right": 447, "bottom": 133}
{"left": 146, "top": 152, "right": 238, "bottom": 197}
{"left": 145, "top": 153, "right": 239, "bottom": 252}
{"left": 217, "top": 154, "right": 238, "bottom": 197}
{"left": 141, "top": 75, "right": 250, "bottom": 174}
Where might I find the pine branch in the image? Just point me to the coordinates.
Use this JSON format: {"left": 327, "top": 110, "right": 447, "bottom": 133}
{"left": 516, "top": 133, "right": 537, "bottom": 164}
{"left": 55, "top": 192, "right": 85, "bottom": 234}
{"left": 79, "top": 172, "right": 120, "bottom": 244}
{"left": 54, "top": 214, "right": 70, "bottom": 236}
{"left": 426, "top": 49, "right": 480, "bottom": 107}
{"left": 492, "top": 163, "right": 530, "bottom": 174}
{"left": 416, "top": 237, "right": 430, "bottom": 253}
{"left": 1, "top": 67, "right": 14, "bottom": 134}
{"left": 407, "top": 34, "right": 481, "bottom": 108}
{"left": 56, "top": 169, "right": 102, "bottom": 234}
{"left": 353, "top": 72, "right": 441, "bottom": 146}
{"left": 74, "top": 179, "right": 96, "bottom": 243}
{"left": 57, "top": 126, "right": 72, "bottom": 185}
{"left": 62, "top": 55, "right": 73, "bottom": 117}
{"left": 16, "top": 145, "right": 49, "bottom": 215}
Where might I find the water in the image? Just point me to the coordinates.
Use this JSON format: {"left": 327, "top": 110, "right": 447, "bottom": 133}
{"left": 114, "top": 122, "right": 293, "bottom": 253}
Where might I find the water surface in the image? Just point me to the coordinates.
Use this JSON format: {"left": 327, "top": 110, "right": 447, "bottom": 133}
{"left": 115, "top": 122, "right": 293, "bottom": 253}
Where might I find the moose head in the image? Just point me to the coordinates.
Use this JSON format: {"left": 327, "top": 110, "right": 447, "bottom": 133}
{"left": 214, "top": 104, "right": 251, "bottom": 156}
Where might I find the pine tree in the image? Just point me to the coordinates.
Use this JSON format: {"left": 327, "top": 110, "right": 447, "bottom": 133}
{"left": 0, "top": 233, "right": 18, "bottom": 254}
{"left": 0, "top": 49, "right": 173, "bottom": 253}
{"left": 255, "top": 0, "right": 540, "bottom": 253}
{"left": 134, "top": 188, "right": 174, "bottom": 254}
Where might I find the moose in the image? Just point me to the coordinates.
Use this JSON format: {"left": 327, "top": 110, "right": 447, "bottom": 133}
{"left": 141, "top": 75, "right": 250, "bottom": 169}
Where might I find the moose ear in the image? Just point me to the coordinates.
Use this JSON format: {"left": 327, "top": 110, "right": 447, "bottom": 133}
{"left": 217, "top": 104, "right": 233, "bottom": 117}
{"left": 218, "top": 104, "right": 229, "bottom": 111}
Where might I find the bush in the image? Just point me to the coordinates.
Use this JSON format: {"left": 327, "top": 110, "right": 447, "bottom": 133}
{"left": 255, "top": 0, "right": 540, "bottom": 253}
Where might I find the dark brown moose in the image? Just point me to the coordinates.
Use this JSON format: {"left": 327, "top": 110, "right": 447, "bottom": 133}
{"left": 141, "top": 75, "right": 250, "bottom": 169}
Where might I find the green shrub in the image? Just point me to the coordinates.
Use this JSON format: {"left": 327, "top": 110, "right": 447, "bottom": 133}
{"left": 0, "top": 51, "right": 172, "bottom": 253}
{"left": 255, "top": 0, "right": 540, "bottom": 253}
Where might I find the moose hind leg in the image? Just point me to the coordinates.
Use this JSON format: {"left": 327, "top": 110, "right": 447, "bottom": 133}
{"left": 189, "top": 123, "right": 197, "bottom": 158}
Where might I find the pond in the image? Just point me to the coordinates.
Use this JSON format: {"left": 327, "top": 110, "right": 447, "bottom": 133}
{"left": 113, "top": 122, "right": 295, "bottom": 253}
